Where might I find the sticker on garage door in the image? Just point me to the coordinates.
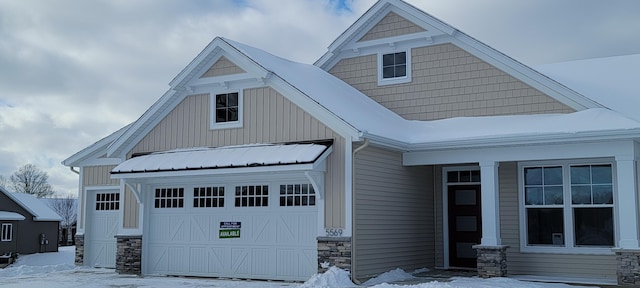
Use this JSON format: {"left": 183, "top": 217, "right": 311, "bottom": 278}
{"left": 219, "top": 222, "right": 241, "bottom": 238}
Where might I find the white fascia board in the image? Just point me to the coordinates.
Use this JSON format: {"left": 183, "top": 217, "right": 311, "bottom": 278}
{"left": 404, "top": 139, "right": 636, "bottom": 166}
{"left": 78, "top": 157, "right": 122, "bottom": 167}
{"left": 449, "top": 33, "right": 601, "bottom": 111}
{"left": 267, "top": 76, "right": 361, "bottom": 141}
{"left": 362, "top": 132, "right": 409, "bottom": 152}
{"left": 168, "top": 38, "right": 224, "bottom": 88}
{"left": 111, "top": 163, "right": 318, "bottom": 180}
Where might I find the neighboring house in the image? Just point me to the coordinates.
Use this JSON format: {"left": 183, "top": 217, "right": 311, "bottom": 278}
{"left": 62, "top": 0, "right": 640, "bottom": 286}
{"left": 0, "top": 186, "right": 62, "bottom": 255}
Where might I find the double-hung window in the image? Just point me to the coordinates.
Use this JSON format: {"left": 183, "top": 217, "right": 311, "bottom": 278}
{"left": 520, "top": 161, "right": 615, "bottom": 253}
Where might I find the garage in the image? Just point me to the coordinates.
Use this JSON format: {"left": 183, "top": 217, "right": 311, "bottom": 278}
{"left": 111, "top": 142, "right": 332, "bottom": 281}
{"left": 145, "top": 181, "right": 318, "bottom": 281}
{"left": 84, "top": 190, "right": 119, "bottom": 268}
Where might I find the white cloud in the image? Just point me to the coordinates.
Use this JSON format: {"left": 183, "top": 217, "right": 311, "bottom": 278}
{"left": 0, "top": 0, "right": 638, "bottom": 196}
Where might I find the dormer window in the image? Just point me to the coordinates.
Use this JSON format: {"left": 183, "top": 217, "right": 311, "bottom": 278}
{"left": 378, "top": 50, "right": 411, "bottom": 85}
{"left": 211, "top": 91, "right": 243, "bottom": 129}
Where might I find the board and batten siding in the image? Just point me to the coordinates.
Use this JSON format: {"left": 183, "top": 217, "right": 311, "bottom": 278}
{"left": 129, "top": 86, "right": 346, "bottom": 228}
{"left": 354, "top": 146, "right": 434, "bottom": 279}
{"left": 329, "top": 43, "right": 574, "bottom": 121}
{"left": 80, "top": 165, "right": 119, "bottom": 229}
{"left": 498, "top": 162, "right": 617, "bottom": 280}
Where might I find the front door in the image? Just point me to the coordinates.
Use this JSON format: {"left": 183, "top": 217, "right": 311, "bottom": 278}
{"left": 448, "top": 185, "right": 481, "bottom": 268}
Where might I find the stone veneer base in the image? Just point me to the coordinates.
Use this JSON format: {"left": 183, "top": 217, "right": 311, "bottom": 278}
{"left": 614, "top": 248, "right": 640, "bottom": 286}
{"left": 74, "top": 234, "right": 84, "bottom": 266}
{"left": 473, "top": 245, "right": 509, "bottom": 278}
{"left": 317, "top": 237, "right": 352, "bottom": 273}
{"left": 115, "top": 235, "right": 142, "bottom": 275}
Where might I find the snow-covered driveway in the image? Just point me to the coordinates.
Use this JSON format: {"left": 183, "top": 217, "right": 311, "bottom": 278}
{"left": 0, "top": 246, "right": 592, "bottom": 288}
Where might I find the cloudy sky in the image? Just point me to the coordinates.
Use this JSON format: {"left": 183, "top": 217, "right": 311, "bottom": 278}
{"left": 1, "top": 0, "right": 639, "bottom": 196}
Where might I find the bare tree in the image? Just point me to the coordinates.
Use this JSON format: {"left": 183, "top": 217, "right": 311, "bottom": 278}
{"left": 0, "top": 175, "right": 8, "bottom": 189}
{"left": 9, "top": 164, "right": 55, "bottom": 198}
{"left": 48, "top": 194, "right": 77, "bottom": 245}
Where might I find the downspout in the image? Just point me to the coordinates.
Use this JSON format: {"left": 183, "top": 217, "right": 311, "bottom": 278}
{"left": 69, "top": 167, "right": 79, "bottom": 175}
{"left": 351, "top": 138, "right": 369, "bottom": 284}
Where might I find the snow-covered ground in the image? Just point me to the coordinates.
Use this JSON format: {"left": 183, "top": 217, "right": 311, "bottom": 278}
{"left": 0, "top": 246, "right": 592, "bottom": 288}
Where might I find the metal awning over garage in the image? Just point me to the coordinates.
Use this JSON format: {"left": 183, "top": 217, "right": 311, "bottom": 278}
{"left": 111, "top": 140, "right": 333, "bottom": 178}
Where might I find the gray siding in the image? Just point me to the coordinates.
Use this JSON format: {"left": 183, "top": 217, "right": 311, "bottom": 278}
{"left": 498, "top": 162, "right": 617, "bottom": 280}
{"left": 200, "top": 56, "right": 245, "bottom": 78}
{"left": 354, "top": 146, "right": 433, "bottom": 279}
{"left": 130, "top": 87, "right": 346, "bottom": 228}
{"left": 329, "top": 43, "right": 574, "bottom": 120}
{"left": 358, "top": 12, "right": 425, "bottom": 42}
{"left": 0, "top": 192, "right": 59, "bottom": 254}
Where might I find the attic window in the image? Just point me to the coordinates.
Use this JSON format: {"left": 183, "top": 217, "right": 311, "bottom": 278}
{"left": 378, "top": 50, "right": 411, "bottom": 85}
{"left": 211, "top": 91, "right": 243, "bottom": 129}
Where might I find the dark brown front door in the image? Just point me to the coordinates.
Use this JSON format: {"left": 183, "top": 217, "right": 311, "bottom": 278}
{"left": 448, "top": 185, "right": 482, "bottom": 268}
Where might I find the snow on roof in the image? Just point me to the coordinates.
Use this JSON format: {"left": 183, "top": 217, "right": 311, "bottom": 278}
{"left": 112, "top": 142, "right": 332, "bottom": 174}
{"left": 223, "top": 38, "right": 409, "bottom": 141}
{"left": 0, "top": 188, "right": 62, "bottom": 222}
{"left": 0, "top": 211, "right": 25, "bottom": 221}
{"left": 535, "top": 54, "right": 640, "bottom": 122}
{"left": 407, "top": 108, "right": 640, "bottom": 146}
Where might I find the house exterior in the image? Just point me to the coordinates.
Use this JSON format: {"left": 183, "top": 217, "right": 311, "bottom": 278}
{"left": 62, "top": 0, "right": 640, "bottom": 286}
{"left": 0, "top": 186, "right": 62, "bottom": 255}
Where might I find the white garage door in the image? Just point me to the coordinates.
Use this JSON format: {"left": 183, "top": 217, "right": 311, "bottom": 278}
{"left": 85, "top": 190, "right": 119, "bottom": 268}
{"left": 146, "top": 183, "right": 318, "bottom": 281}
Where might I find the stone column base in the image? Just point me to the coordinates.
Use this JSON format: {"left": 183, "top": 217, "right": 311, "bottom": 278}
{"left": 116, "top": 235, "right": 142, "bottom": 275}
{"left": 614, "top": 248, "right": 640, "bottom": 286}
{"left": 317, "top": 237, "right": 352, "bottom": 273}
{"left": 74, "top": 234, "right": 84, "bottom": 266}
{"left": 473, "top": 245, "right": 509, "bottom": 278}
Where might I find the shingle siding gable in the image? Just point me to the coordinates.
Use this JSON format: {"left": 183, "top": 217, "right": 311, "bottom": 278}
{"left": 329, "top": 43, "right": 574, "bottom": 120}
{"left": 358, "top": 11, "right": 426, "bottom": 42}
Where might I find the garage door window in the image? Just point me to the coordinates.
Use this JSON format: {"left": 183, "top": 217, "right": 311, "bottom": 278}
{"left": 155, "top": 188, "right": 184, "bottom": 208}
{"left": 96, "top": 192, "right": 120, "bottom": 210}
{"left": 280, "top": 184, "right": 315, "bottom": 206}
{"left": 194, "top": 186, "right": 224, "bottom": 208}
{"left": 235, "top": 185, "right": 268, "bottom": 207}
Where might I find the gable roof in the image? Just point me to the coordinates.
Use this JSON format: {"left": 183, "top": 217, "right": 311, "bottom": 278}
{"left": 315, "top": 0, "right": 602, "bottom": 112}
{"left": 0, "top": 187, "right": 62, "bottom": 222}
{"left": 62, "top": 123, "right": 131, "bottom": 166}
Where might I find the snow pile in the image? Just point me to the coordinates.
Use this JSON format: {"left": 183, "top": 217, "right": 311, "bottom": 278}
{"left": 300, "top": 266, "right": 356, "bottom": 288}
{"left": 363, "top": 268, "right": 416, "bottom": 286}
{"left": 0, "top": 246, "right": 75, "bottom": 278}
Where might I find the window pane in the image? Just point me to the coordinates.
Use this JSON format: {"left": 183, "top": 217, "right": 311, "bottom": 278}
{"left": 216, "top": 94, "right": 227, "bottom": 108}
{"left": 525, "top": 187, "right": 543, "bottom": 205}
{"left": 571, "top": 185, "right": 592, "bottom": 204}
{"left": 394, "top": 52, "right": 406, "bottom": 64}
{"left": 544, "top": 167, "right": 563, "bottom": 185}
{"left": 525, "top": 167, "right": 542, "bottom": 185}
{"left": 592, "top": 165, "right": 612, "bottom": 184}
{"left": 471, "top": 170, "right": 480, "bottom": 182}
{"left": 593, "top": 185, "right": 613, "bottom": 204}
{"left": 395, "top": 65, "right": 406, "bottom": 77}
{"left": 459, "top": 171, "right": 470, "bottom": 182}
{"left": 227, "top": 93, "right": 238, "bottom": 106}
{"left": 216, "top": 108, "right": 227, "bottom": 122}
{"left": 382, "top": 54, "right": 394, "bottom": 66}
{"left": 527, "top": 208, "right": 564, "bottom": 245}
{"left": 574, "top": 207, "right": 614, "bottom": 246}
{"left": 382, "top": 67, "right": 394, "bottom": 78}
{"left": 544, "top": 186, "right": 563, "bottom": 205}
{"left": 571, "top": 166, "right": 591, "bottom": 184}
{"left": 447, "top": 171, "right": 458, "bottom": 183}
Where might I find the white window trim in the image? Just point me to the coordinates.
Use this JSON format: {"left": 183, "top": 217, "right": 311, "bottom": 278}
{"left": 518, "top": 159, "right": 617, "bottom": 255}
{"left": 1, "top": 223, "right": 12, "bottom": 242}
{"left": 210, "top": 90, "right": 243, "bottom": 130}
{"left": 377, "top": 50, "right": 411, "bottom": 86}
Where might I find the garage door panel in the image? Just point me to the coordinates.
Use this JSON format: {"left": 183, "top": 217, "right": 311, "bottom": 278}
{"left": 85, "top": 191, "right": 119, "bottom": 269}
{"left": 147, "top": 184, "right": 318, "bottom": 281}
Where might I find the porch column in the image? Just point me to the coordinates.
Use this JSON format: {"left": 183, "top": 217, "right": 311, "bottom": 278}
{"left": 479, "top": 161, "right": 501, "bottom": 246}
{"left": 615, "top": 156, "right": 639, "bottom": 249}
{"left": 475, "top": 161, "right": 508, "bottom": 278}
